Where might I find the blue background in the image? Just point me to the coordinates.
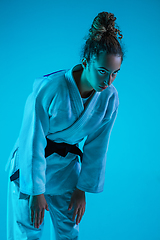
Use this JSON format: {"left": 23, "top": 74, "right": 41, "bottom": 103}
{"left": 1, "top": 0, "right": 160, "bottom": 239}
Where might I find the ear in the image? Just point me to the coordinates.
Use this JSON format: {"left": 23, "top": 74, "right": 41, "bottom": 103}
{"left": 81, "top": 58, "right": 88, "bottom": 69}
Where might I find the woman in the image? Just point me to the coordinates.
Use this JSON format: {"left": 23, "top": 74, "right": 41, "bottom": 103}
{"left": 7, "top": 11, "right": 125, "bottom": 240}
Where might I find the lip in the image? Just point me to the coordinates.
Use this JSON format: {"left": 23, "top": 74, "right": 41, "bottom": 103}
{"left": 99, "top": 85, "right": 108, "bottom": 90}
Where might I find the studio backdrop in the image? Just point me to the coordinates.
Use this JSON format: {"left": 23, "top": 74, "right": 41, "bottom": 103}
{"left": 1, "top": 0, "right": 160, "bottom": 239}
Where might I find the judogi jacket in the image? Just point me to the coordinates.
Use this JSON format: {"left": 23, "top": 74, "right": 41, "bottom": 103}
{"left": 8, "top": 64, "right": 119, "bottom": 196}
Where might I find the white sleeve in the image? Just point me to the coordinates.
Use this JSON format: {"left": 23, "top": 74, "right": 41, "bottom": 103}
{"left": 76, "top": 108, "right": 118, "bottom": 193}
{"left": 18, "top": 85, "right": 49, "bottom": 196}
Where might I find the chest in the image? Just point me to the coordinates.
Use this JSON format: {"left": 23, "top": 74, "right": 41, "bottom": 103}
{"left": 47, "top": 92, "right": 106, "bottom": 138}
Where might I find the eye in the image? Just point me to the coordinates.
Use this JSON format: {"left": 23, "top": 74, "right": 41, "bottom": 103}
{"left": 98, "top": 70, "right": 106, "bottom": 75}
{"left": 112, "top": 72, "right": 116, "bottom": 76}
{"left": 112, "top": 72, "right": 118, "bottom": 77}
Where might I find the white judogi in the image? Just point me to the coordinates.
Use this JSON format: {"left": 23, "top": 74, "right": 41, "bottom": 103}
{"left": 7, "top": 64, "right": 119, "bottom": 239}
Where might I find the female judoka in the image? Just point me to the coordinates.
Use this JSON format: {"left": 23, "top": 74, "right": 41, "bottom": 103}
{"left": 7, "top": 11, "right": 125, "bottom": 240}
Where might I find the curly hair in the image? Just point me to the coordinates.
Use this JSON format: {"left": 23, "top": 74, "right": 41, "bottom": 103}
{"left": 82, "top": 12, "right": 125, "bottom": 63}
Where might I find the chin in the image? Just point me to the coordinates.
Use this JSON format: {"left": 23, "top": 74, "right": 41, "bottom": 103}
{"left": 96, "top": 87, "right": 106, "bottom": 92}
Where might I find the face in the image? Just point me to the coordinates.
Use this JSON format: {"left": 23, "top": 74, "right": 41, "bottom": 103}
{"left": 82, "top": 52, "right": 122, "bottom": 92}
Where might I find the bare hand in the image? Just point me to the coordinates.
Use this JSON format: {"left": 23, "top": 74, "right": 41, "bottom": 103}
{"left": 68, "top": 188, "right": 86, "bottom": 225}
{"left": 29, "top": 194, "right": 49, "bottom": 228}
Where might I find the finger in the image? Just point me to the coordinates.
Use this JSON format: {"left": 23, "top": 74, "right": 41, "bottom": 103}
{"left": 33, "top": 211, "right": 37, "bottom": 228}
{"left": 76, "top": 207, "right": 82, "bottom": 225}
{"left": 72, "top": 206, "right": 78, "bottom": 221}
{"left": 68, "top": 201, "right": 73, "bottom": 211}
{"left": 37, "top": 211, "right": 41, "bottom": 228}
{"left": 30, "top": 209, "right": 34, "bottom": 224}
{"left": 81, "top": 205, "right": 85, "bottom": 217}
{"left": 77, "top": 206, "right": 85, "bottom": 224}
{"left": 46, "top": 204, "right": 49, "bottom": 211}
{"left": 34, "top": 211, "right": 40, "bottom": 229}
{"left": 40, "top": 209, "right": 45, "bottom": 225}
{"left": 82, "top": 207, "right": 85, "bottom": 217}
{"left": 79, "top": 209, "right": 84, "bottom": 223}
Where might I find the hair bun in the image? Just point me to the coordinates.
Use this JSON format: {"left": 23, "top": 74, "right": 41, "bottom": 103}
{"left": 89, "top": 12, "right": 123, "bottom": 41}
{"left": 81, "top": 11, "right": 125, "bottom": 63}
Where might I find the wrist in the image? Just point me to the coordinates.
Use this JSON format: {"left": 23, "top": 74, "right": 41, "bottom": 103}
{"left": 76, "top": 188, "right": 85, "bottom": 194}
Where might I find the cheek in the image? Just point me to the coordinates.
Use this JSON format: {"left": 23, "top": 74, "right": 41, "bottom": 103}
{"left": 111, "top": 75, "right": 117, "bottom": 83}
{"left": 90, "top": 69, "right": 98, "bottom": 83}
{"left": 94, "top": 72, "right": 100, "bottom": 80}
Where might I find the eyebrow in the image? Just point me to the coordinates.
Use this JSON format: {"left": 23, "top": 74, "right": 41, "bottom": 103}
{"left": 99, "top": 67, "right": 120, "bottom": 73}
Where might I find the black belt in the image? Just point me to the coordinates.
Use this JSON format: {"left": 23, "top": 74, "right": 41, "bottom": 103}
{"left": 10, "top": 139, "right": 83, "bottom": 182}
{"left": 45, "top": 138, "right": 83, "bottom": 161}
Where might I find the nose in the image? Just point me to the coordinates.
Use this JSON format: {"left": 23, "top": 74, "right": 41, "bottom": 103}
{"left": 108, "top": 75, "right": 112, "bottom": 86}
{"left": 104, "top": 74, "right": 112, "bottom": 86}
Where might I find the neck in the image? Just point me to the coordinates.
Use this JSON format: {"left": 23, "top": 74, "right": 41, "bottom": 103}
{"left": 73, "top": 69, "right": 94, "bottom": 98}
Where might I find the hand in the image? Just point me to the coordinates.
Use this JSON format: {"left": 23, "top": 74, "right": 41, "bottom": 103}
{"left": 68, "top": 188, "right": 86, "bottom": 225}
{"left": 29, "top": 194, "right": 49, "bottom": 228}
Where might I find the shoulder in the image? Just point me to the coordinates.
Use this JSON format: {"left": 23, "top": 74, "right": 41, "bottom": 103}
{"left": 32, "top": 69, "right": 68, "bottom": 107}
{"left": 107, "top": 84, "right": 119, "bottom": 109}
{"left": 99, "top": 84, "right": 119, "bottom": 110}
{"left": 33, "top": 69, "right": 68, "bottom": 94}
{"left": 105, "top": 84, "right": 118, "bottom": 100}
{"left": 93, "top": 84, "right": 119, "bottom": 120}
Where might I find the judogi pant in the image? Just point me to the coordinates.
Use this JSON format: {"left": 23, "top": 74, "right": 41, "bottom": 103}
{"left": 7, "top": 180, "right": 79, "bottom": 240}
